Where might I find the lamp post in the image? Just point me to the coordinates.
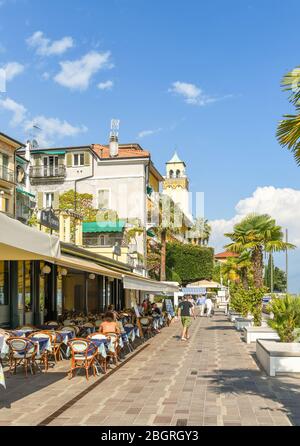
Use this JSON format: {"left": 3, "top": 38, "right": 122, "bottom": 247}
{"left": 286, "top": 228, "right": 288, "bottom": 295}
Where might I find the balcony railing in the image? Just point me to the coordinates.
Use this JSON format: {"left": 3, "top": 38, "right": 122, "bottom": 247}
{"left": 29, "top": 165, "right": 66, "bottom": 179}
{"left": 0, "top": 165, "right": 15, "bottom": 183}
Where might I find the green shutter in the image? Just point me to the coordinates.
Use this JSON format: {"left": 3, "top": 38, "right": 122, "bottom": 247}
{"left": 53, "top": 192, "right": 59, "bottom": 210}
{"left": 37, "top": 192, "right": 43, "bottom": 209}
{"left": 84, "top": 152, "right": 91, "bottom": 166}
{"left": 66, "top": 153, "right": 73, "bottom": 167}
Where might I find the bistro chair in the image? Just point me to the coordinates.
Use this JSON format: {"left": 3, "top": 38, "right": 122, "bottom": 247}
{"left": 61, "top": 325, "right": 78, "bottom": 337}
{"left": 67, "top": 338, "right": 98, "bottom": 380}
{"left": 7, "top": 337, "right": 37, "bottom": 377}
{"left": 88, "top": 333, "right": 108, "bottom": 374}
{"left": 63, "top": 319, "right": 73, "bottom": 326}
{"left": 28, "top": 331, "right": 52, "bottom": 371}
{"left": 45, "top": 321, "right": 60, "bottom": 328}
{"left": 139, "top": 317, "right": 153, "bottom": 339}
{"left": 94, "top": 319, "right": 103, "bottom": 329}
{"left": 105, "top": 332, "right": 120, "bottom": 366}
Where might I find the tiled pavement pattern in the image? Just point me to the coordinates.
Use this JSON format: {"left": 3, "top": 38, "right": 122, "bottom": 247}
{"left": 1, "top": 312, "right": 300, "bottom": 426}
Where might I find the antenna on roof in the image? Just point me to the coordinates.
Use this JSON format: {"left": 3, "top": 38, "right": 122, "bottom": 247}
{"left": 109, "top": 118, "right": 120, "bottom": 157}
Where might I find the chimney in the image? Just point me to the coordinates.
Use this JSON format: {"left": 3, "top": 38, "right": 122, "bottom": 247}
{"left": 109, "top": 118, "right": 120, "bottom": 157}
{"left": 109, "top": 134, "right": 119, "bottom": 157}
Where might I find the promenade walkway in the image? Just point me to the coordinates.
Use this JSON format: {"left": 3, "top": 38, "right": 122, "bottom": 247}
{"left": 1, "top": 312, "right": 299, "bottom": 426}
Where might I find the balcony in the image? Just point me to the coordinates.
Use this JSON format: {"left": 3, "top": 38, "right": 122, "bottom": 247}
{"left": 0, "top": 166, "right": 15, "bottom": 184}
{"left": 29, "top": 165, "right": 66, "bottom": 183}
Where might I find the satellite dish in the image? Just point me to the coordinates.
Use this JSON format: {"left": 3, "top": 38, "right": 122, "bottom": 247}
{"left": 32, "top": 139, "right": 39, "bottom": 148}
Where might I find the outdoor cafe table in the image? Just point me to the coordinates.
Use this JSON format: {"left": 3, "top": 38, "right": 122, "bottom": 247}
{"left": 11, "top": 328, "right": 36, "bottom": 337}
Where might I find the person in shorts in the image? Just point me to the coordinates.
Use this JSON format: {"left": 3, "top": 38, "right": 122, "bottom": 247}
{"left": 177, "top": 295, "right": 195, "bottom": 341}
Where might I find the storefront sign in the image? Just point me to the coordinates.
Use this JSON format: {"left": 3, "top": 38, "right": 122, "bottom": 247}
{"left": 164, "top": 298, "right": 175, "bottom": 317}
{"left": 40, "top": 209, "right": 59, "bottom": 231}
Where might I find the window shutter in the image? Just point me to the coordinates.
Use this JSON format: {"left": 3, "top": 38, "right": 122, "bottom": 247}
{"left": 53, "top": 192, "right": 59, "bottom": 210}
{"left": 58, "top": 155, "right": 65, "bottom": 165}
{"left": 37, "top": 192, "right": 43, "bottom": 209}
{"left": 84, "top": 152, "right": 91, "bottom": 166}
{"left": 35, "top": 156, "right": 42, "bottom": 166}
{"left": 66, "top": 153, "right": 73, "bottom": 167}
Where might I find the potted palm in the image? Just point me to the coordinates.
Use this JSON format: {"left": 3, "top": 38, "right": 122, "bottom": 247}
{"left": 256, "top": 296, "right": 300, "bottom": 376}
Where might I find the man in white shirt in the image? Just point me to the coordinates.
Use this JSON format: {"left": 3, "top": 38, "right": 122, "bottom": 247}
{"left": 205, "top": 297, "right": 213, "bottom": 317}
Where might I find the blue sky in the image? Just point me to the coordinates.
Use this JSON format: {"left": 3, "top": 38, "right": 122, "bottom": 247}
{"left": 1, "top": 0, "right": 300, "bottom": 289}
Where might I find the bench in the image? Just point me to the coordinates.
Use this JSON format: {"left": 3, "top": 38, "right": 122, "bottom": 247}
{"left": 243, "top": 326, "right": 279, "bottom": 344}
{"left": 256, "top": 339, "right": 300, "bottom": 376}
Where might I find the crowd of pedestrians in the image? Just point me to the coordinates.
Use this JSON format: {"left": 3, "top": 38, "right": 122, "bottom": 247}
{"left": 177, "top": 293, "right": 215, "bottom": 341}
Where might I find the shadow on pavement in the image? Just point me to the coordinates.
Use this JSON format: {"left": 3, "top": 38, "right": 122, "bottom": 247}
{"left": 205, "top": 368, "right": 300, "bottom": 426}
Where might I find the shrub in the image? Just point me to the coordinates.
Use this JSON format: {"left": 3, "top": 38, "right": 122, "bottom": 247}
{"left": 230, "top": 285, "right": 266, "bottom": 326}
{"left": 166, "top": 242, "right": 214, "bottom": 285}
{"left": 267, "top": 295, "right": 300, "bottom": 342}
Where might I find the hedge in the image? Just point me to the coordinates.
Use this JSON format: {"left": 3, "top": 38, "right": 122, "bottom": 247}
{"left": 166, "top": 242, "right": 214, "bottom": 285}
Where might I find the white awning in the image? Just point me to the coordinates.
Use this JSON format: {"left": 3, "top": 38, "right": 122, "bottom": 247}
{"left": 53, "top": 254, "right": 122, "bottom": 279}
{"left": 0, "top": 212, "right": 60, "bottom": 260}
{"left": 122, "top": 275, "right": 179, "bottom": 293}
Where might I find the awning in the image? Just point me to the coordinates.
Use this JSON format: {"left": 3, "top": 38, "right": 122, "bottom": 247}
{"left": 182, "top": 287, "right": 206, "bottom": 295}
{"left": 186, "top": 280, "right": 221, "bottom": 289}
{"left": 83, "top": 220, "right": 126, "bottom": 233}
{"left": 122, "top": 275, "right": 179, "bottom": 293}
{"left": 0, "top": 212, "right": 60, "bottom": 260}
{"left": 53, "top": 254, "right": 122, "bottom": 279}
{"left": 16, "top": 188, "right": 36, "bottom": 198}
{"left": 32, "top": 150, "right": 66, "bottom": 155}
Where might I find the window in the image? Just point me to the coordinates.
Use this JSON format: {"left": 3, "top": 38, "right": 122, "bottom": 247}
{"left": 169, "top": 170, "right": 174, "bottom": 178}
{"left": 4, "top": 197, "right": 9, "bottom": 213}
{"left": 45, "top": 192, "right": 54, "bottom": 208}
{"left": 0, "top": 261, "right": 9, "bottom": 305}
{"left": 73, "top": 153, "right": 84, "bottom": 166}
{"left": 176, "top": 169, "right": 181, "bottom": 178}
{"left": 100, "top": 235, "right": 106, "bottom": 246}
{"left": 98, "top": 189, "right": 110, "bottom": 209}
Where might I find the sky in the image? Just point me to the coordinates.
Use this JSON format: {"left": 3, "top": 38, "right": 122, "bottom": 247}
{"left": 0, "top": 0, "right": 300, "bottom": 290}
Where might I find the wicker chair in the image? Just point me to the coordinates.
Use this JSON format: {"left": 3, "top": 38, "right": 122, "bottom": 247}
{"left": 28, "top": 331, "right": 52, "bottom": 371}
{"left": 87, "top": 333, "right": 108, "bottom": 374}
{"left": 67, "top": 338, "right": 98, "bottom": 380}
{"left": 7, "top": 337, "right": 37, "bottom": 377}
{"left": 139, "top": 317, "right": 153, "bottom": 339}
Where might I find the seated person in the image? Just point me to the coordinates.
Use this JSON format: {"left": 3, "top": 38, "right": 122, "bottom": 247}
{"left": 152, "top": 303, "right": 162, "bottom": 316}
{"left": 99, "top": 311, "right": 121, "bottom": 335}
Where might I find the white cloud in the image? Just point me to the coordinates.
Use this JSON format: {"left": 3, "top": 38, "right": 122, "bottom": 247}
{"left": 2, "top": 62, "right": 25, "bottom": 81}
{"left": 137, "top": 128, "right": 162, "bottom": 139}
{"left": 0, "top": 97, "right": 27, "bottom": 125}
{"left": 97, "top": 80, "right": 114, "bottom": 90}
{"left": 169, "top": 81, "right": 228, "bottom": 106}
{"left": 209, "top": 186, "right": 300, "bottom": 292}
{"left": 0, "top": 96, "right": 87, "bottom": 145}
{"left": 24, "top": 116, "right": 87, "bottom": 146}
{"left": 26, "top": 31, "right": 74, "bottom": 56}
{"left": 54, "top": 51, "right": 113, "bottom": 91}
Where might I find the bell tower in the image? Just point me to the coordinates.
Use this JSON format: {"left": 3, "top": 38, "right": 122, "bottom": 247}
{"left": 163, "top": 151, "right": 189, "bottom": 216}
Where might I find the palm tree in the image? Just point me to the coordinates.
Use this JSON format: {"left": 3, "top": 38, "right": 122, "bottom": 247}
{"left": 277, "top": 66, "right": 300, "bottom": 165}
{"left": 224, "top": 214, "right": 295, "bottom": 288}
{"left": 235, "top": 251, "right": 252, "bottom": 289}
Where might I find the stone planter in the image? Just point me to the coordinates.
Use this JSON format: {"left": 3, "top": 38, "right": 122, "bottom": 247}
{"left": 243, "top": 326, "right": 280, "bottom": 344}
{"left": 235, "top": 317, "right": 253, "bottom": 331}
{"left": 256, "top": 339, "right": 300, "bottom": 376}
{"left": 228, "top": 312, "right": 241, "bottom": 322}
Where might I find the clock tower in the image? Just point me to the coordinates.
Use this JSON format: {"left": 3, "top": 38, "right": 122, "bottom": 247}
{"left": 163, "top": 151, "right": 190, "bottom": 216}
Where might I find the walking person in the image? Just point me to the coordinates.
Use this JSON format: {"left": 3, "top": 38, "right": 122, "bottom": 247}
{"left": 205, "top": 296, "right": 213, "bottom": 318}
{"left": 177, "top": 295, "right": 195, "bottom": 341}
{"left": 198, "top": 294, "right": 207, "bottom": 317}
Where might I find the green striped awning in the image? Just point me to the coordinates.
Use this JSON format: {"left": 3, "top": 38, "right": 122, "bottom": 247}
{"left": 83, "top": 220, "right": 126, "bottom": 233}
{"left": 32, "top": 150, "right": 66, "bottom": 155}
{"left": 16, "top": 188, "right": 36, "bottom": 198}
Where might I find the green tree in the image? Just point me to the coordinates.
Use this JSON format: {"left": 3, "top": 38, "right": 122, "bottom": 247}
{"left": 277, "top": 66, "right": 300, "bottom": 165}
{"left": 264, "top": 257, "right": 287, "bottom": 292}
{"left": 59, "top": 190, "right": 98, "bottom": 222}
{"left": 224, "top": 214, "right": 295, "bottom": 288}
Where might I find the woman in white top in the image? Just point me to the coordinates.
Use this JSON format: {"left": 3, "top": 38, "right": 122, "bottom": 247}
{"left": 205, "top": 297, "right": 213, "bottom": 317}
